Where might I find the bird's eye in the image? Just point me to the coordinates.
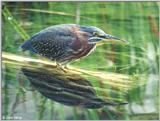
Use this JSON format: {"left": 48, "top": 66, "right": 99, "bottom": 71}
{"left": 93, "top": 32, "right": 99, "bottom": 36}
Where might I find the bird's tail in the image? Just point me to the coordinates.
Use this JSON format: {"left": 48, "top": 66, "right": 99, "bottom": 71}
{"left": 18, "top": 46, "right": 25, "bottom": 52}
{"left": 19, "top": 40, "right": 37, "bottom": 53}
{"left": 19, "top": 40, "right": 32, "bottom": 51}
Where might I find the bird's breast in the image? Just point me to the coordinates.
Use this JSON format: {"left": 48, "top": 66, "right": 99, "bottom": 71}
{"left": 70, "top": 42, "right": 96, "bottom": 61}
{"left": 65, "top": 27, "right": 96, "bottom": 61}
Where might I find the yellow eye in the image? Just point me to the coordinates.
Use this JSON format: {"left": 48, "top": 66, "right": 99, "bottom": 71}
{"left": 93, "top": 32, "right": 99, "bottom": 36}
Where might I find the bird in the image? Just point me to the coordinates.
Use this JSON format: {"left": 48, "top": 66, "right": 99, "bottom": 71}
{"left": 20, "top": 24, "right": 128, "bottom": 68}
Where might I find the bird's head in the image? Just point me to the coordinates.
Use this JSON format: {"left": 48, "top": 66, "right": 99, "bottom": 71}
{"left": 79, "top": 25, "right": 128, "bottom": 45}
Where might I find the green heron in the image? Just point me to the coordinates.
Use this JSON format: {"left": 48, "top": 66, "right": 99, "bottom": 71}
{"left": 21, "top": 24, "right": 127, "bottom": 67}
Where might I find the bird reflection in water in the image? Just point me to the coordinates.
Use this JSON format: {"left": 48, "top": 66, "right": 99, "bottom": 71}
{"left": 20, "top": 66, "right": 127, "bottom": 109}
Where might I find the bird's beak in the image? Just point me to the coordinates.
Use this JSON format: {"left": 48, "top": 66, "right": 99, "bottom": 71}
{"left": 88, "top": 34, "right": 129, "bottom": 45}
{"left": 102, "top": 34, "right": 129, "bottom": 44}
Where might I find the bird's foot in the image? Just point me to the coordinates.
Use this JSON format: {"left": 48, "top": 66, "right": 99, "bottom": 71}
{"left": 63, "top": 65, "right": 69, "bottom": 70}
{"left": 55, "top": 63, "right": 68, "bottom": 73}
{"left": 61, "top": 65, "right": 70, "bottom": 73}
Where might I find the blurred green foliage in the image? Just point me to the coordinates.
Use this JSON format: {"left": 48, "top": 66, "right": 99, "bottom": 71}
{"left": 2, "top": 2, "right": 159, "bottom": 120}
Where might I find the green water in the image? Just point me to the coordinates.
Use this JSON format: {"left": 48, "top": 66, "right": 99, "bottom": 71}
{"left": 2, "top": 2, "right": 159, "bottom": 120}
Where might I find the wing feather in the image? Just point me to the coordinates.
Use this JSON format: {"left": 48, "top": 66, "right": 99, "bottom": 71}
{"left": 29, "top": 27, "right": 76, "bottom": 60}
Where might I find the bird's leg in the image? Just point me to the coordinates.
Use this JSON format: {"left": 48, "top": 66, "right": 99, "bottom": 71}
{"left": 55, "top": 61, "right": 63, "bottom": 70}
{"left": 61, "top": 64, "right": 69, "bottom": 73}
{"left": 55, "top": 61, "right": 68, "bottom": 73}
{"left": 63, "top": 64, "right": 69, "bottom": 70}
{"left": 55, "top": 61, "right": 61, "bottom": 68}
{"left": 61, "top": 60, "right": 71, "bottom": 70}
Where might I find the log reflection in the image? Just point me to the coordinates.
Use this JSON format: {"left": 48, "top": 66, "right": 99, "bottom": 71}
{"left": 21, "top": 66, "right": 126, "bottom": 109}
{"left": 3, "top": 52, "right": 131, "bottom": 109}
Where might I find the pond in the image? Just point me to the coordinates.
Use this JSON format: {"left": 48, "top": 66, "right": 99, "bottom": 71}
{"left": 2, "top": 2, "right": 159, "bottom": 120}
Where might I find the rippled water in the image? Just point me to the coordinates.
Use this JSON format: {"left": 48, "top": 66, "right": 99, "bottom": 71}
{"left": 2, "top": 2, "right": 159, "bottom": 120}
